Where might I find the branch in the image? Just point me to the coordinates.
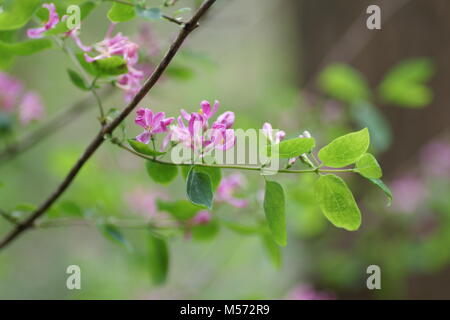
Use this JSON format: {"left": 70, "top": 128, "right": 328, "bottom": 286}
{"left": 0, "top": 86, "right": 114, "bottom": 165}
{"left": 0, "top": 0, "right": 217, "bottom": 251}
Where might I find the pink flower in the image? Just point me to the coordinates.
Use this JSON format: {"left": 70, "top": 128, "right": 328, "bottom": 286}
{"left": 64, "top": 25, "right": 92, "bottom": 52}
{"left": 391, "top": 175, "right": 427, "bottom": 213}
{"left": 420, "top": 139, "right": 450, "bottom": 177}
{"left": 216, "top": 173, "right": 248, "bottom": 208}
{"left": 135, "top": 108, "right": 174, "bottom": 144}
{"left": 27, "top": 3, "right": 60, "bottom": 39}
{"left": 191, "top": 210, "right": 212, "bottom": 225}
{"left": 18, "top": 92, "right": 44, "bottom": 124}
{"left": 125, "top": 188, "right": 167, "bottom": 218}
{"left": 0, "top": 72, "right": 22, "bottom": 111}
{"left": 287, "top": 285, "right": 335, "bottom": 300}
{"left": 262, "top": 122, "right": 285, "bottom": 144}
{"left": 171, "top": 101, "right": 236, "bottom": 154}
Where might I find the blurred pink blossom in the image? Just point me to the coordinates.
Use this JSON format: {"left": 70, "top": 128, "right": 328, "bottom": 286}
{"left": 191, "top": 210, "right": 212, "bottom": 225}
{"left": 27, "top": 3, "right": 60, "bottom": 39}
{"left": 135, "top": 108, "right": 174, "bottom": 144}
{"left": 0, "top": 72, "right": 22, "bottom": 111}
{"left": 125, "top": 188, "right": 166, "bottom": 218}
{"left": 391, "top": 175, "right": 427, "bottom": 213}
{"left": 137, "top": 24, "right": 161, "bottom": 57}
{"left": 18, "top": 92, "right": 44, "bottom": 124}
{"left": 287, "top": 285, "right": 335, "bottom": 300}
{"left": 216, "top": 173, "right": 248, "bottom": 208}
{"left": 420, "top": 139, "right": 450, "bottom": 177}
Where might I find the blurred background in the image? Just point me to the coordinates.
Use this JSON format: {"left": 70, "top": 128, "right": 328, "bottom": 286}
{"left": 0, "top": 0, "right": 449, "bottom": 299}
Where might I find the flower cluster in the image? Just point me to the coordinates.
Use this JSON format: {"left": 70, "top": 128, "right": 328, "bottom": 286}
{"left": 134, "top": 100, "right": 236, "bottom": 154}
{"left": 0, "top": 72, "right": 44, "bottom": 125}
{"left": 27, "top": 3, "right": 145, "bottom": 102}
{"left": 216, "top": 173, "right": 248, "bottom": 208}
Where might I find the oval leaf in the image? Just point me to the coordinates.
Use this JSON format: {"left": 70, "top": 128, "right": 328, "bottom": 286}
{"left": 181, "top": 165, "right": 222, "bottom": 190}
{"left": 128, "top": 139, "right": 166, "bottom": 156}
{"left": 318, "top": 128, "right": 370, "bottom": 168}
{"left": 148, "top": 234, "right": 169, "bottom": 285}
{"left": 263, "top": 180, "right": 286, "bottom": 247}
{"left": 146, "top": 160, "right": 178, "bottom": 185}
{"left": 269, "top": 137, "right": 315, "bottom": 158}
{"left": 314, "top": 174, "right": 361, "bottom": 231}
{"left": 186, "top": 166, "right": 214, "bottom": 209}
{"left": 68, "top": 69, "right": 90, "bottom": 91}
{"left": 136, "top": 6, "right": 162, "bottom": 20}
{"left": 0, "top": 0, "right": 41, "bottom": 31}
{"left": 108, "top": 2, "right": 136, "bottom": 23}
{"left": 356, "top": 153, "right": 382, "bottom": 179}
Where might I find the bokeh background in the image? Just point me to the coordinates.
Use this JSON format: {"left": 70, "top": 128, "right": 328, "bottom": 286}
{"left": 1, "top": 0, "right": 449, "bottom": 299}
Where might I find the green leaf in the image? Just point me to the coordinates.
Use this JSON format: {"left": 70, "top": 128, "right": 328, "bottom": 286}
{"left": 350, "top": 101, "right": 392, "bottom": 152}
{"left": 92, "top": 56, "right": 128, "bottom": 76}
{"left": 0, "top": 38, "right": 52, "bottom": 55}
{"left": 156, "top": 199, "right": 200, "bottom": 220}
{"left": 186, "top": 166, "right": 214, "bottom": 209}
{"left": 318, "top": 128, "right": 370, "bottom": 168}
{"left": 67, "top": 69, "right": 90, "bottom": 91}
{"left": 192, "top": 221, "right": 220, "bottom": 241}
{"left": 269, "top": 137, "right": 315, "bottom": 158}
{"left": 148, "top": 233, "right": 169, "bottom": 285}
{"left": 99, "top": 224, "right": 131, "bottom": 250}
{"left": 367, "top": 178, "right": 392, "bottom": 206}
{"left": 57, "top": 200, "right": 83, "bottom": 217}
{"left": 222, "top": 220, "right": 264, "bottom": 235}
{"left": 379, "top": 58, "right": 434, "bottom": 108}
{"left": 136, "top": 6, "right": 162, "bottom": 20}
{"left": 128, "top": 139, "right": 166, "bottom": 157}
{"left": 108, "top": 2, "right": 136, "bottom": 23}
{"left": 261, "top": 233, "right": 282, "bottom": 269}
{"left": 263, "top": 180, "right": 286, "bottom": 247}
{"left": 181, "top": 165, "right": 222, "bottom": 190}
{"left": 314, "top": 174, "right": 361, "bottom": 231}
{"left": 355, "top": 153, "right": 382, "bottom": 179}
{"left": 146, "top": 160, "right": 178, "bottom": 185}
{"left": 0, "top": 0, "right": 41, "bottom": 31}
{"left": 318, "top": 63, "right": 370, "bottom": 104}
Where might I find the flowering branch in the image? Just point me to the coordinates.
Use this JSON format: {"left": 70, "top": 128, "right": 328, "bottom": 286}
{"left": 112, "top": 138, "right": 356, "bottom": 175}
{"left": 0, "top": 0, "right": 217, "bottom": 251}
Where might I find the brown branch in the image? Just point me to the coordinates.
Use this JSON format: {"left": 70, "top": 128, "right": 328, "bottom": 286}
{"left": 0, "top": 86, "right": 114, "bottom": 165}
{"left": 0, "top": 0, "right": 217, "bottom": 251}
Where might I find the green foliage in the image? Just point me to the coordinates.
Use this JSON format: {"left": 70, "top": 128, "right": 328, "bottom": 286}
{"left": 355, "top": 153, "right": 382, "bottom": 179}
{"left": 67, "top": 69, "right": 90, "bottom": 91}
{"left": 99, "top": 224, "right": 131, "bottom": 250}
{"left": 191, "top": 221, "right": 220, "bottom": 241}
{"left": 181, "top": 165, "right": 222, "bottom": 190}
{"left": 77, "top": 54, "right": 128, "bottom": 77}
{"left": 136, "top": 6, "right": 162, "bottom": 20}
{"left": 318, "top": 63, "right": 370, "bottom": 104}
{"left": 350, "top": 102, "right": 392, "bottom": 152}
{"left": 315, "top": 174, "right": 361, "bottom": 231}
{"left": 0, "top": 0, "right": 41, "bottom": 31}
{"left": 261, "top": 233, "right": 282, "bottom": 268}
{"left": 148, "top": 233, "right": 169, "bottom": 285}
{"left": 107, "top": 2, "right": 135, "bottom": 23}
{"left": 368, "top": 178, "right": 393, "bottom": 206}
{"left": 318, "top": 128, "right": 370, "bottom": 168}
{"left": 379, "top": 58, "right": 434, "bottom": 108}
{"left": 0, "top": 38, "right": 52, "bottom": 56}
{"left": 263, "top": 180, "right": 286, "bottom": 247}
{"left": 269, "top": 137, "right": 315, "bottom": 158}
{"left": 156, "top": 199, "right": 201, "bottom": 220}
{"left": 186, "top": 166, "right": 214, "bottom": 209}
{"left": 146, "top": 160, "right": 178, "bottom": 185}
{"left": 166, "top": 65, "right": 195, "bottom": 81}
{"left": 128, "top": 139, "right": 166, "bottom": 157}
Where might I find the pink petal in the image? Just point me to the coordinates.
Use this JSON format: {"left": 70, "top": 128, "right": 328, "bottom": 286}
{"left": 136, "top": 132, "right": 151, "bottom": 144}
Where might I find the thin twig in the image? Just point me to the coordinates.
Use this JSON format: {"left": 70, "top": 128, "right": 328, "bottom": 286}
{"left": 114, "top": 140, "right": 356, "bottom": 174}
{"left": 0, "top": 0, "right": 217, "bottom": 251}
